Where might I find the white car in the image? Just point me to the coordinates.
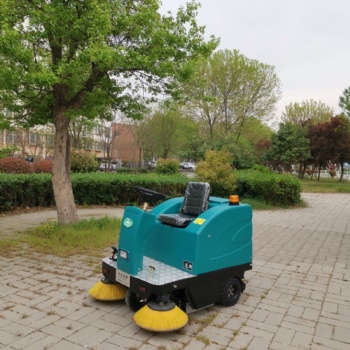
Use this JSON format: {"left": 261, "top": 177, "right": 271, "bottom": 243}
{"left": 147, "top": 161, "right": 157, "bottom": 169}
{"left": 180, "top": 162, "right": 196, "bottom": 171}
{"left": 99, "top": 162, "right": 117, "bottom": 171}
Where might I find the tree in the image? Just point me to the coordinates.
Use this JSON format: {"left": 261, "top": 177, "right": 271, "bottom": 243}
{"left": 183, "top": 49, "right": 281, "bottom": 143}
{"left": 0, "top": 0, "right": 217, "bottom": 224}
{"left": 307, "top": 116, "right": 350, "bottom": 181}
{"left": 266, "top": 122, "right": 310, "bottom": 176}
{"left": 234, "top": 117, "right": 273, "bottom": 168}
{"left": 306, "top": 121, "right": 332, "bottom": 180}
{"left": 339, "top": 87, "right": 350, "bottom": 119}
{"left": 69, "top": 117, "right": 95, "bottom": 151}
{"left": 196, "top": 147, "right": 236, "bottom": 197}
{"left": 146, "top": 103, "right": 194, "bottom": 159}
{"left": 327, "top": 116, "right": 350, "bottom": 181}
{"left": 281, "top": 99, "right": 333, "bottom": 125}
{"left": 96, "top": 118, "right": 119, "bottom": 170}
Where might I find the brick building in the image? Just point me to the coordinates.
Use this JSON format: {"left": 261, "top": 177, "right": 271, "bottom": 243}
{"left": 111, "top": 123, "right": 143, "bottom": 167}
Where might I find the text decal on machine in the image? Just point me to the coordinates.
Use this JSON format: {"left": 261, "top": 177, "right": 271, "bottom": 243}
{"left": 116, "top": 270, "right": 130, "bottom": 287}
{"left": 183, "top": 261, "right": 193, "bottom": 271}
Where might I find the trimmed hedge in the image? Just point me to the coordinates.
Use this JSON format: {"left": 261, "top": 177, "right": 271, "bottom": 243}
{"left": 0, "top": 173, "right": 54, "bottom": 211}
{"left": 0, "top": 173, "right": 189, "bottom": 212}
{"left": 236, "top": 170, "right": 301, "bottom": 206}
{"left": 0, "top": 170, "right": 302, "bottom": 212}
{"left": 33, "top": 159, "right": 53, "bottom": 173}
{"left": 0, "top": 157, "right": 33, "bottom": 174}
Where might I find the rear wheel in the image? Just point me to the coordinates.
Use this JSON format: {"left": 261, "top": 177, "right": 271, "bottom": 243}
{"left": 125, "top": 290, "right": 147, "bottom": 311}
{"left": 221, "top": 277, "right": 241, "bottom": 306}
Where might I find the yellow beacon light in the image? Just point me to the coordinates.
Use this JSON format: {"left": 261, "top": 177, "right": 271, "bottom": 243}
{"left": 229, "top": 195, "right": 239, "bottom": 205}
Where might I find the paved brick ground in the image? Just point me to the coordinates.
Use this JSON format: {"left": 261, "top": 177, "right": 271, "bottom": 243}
{"left": 1, "top": 193, "right": 350, "bottom": 349}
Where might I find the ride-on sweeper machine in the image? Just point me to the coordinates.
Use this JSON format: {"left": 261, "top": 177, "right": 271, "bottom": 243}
{"left": 89, "top": 182, "right": 253, "bottom": 332}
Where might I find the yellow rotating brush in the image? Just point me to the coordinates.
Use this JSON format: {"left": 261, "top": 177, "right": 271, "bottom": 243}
{"left": 133, "top": 299, "right": 188, "bottom": 332}
{"left": 89, "top": 278, "right": 126, "bottom": 301}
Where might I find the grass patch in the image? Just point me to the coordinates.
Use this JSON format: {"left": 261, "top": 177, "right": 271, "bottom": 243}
{"left": 21, "top": 216, "right": 121, "bottom": 257}
{"left": 241, "top": 197, "right": 277, "bottom": 210}
{"left": 0, "top": 238, "right": 21, "bottom": 256}
{"left": 300, "top": 177, "right": 350, "bottom": 193}
{"left": 241, "top": 197, "right": 306, "bottom": 210}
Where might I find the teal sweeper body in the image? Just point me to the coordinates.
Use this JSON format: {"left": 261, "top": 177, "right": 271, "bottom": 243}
{"left": 98, "top": 182, "right": 253, "bottom": 315}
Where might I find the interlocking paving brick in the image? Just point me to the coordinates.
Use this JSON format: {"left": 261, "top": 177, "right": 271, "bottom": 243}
{"left": 1, "top": 194, "right": 350, "bottom": 349}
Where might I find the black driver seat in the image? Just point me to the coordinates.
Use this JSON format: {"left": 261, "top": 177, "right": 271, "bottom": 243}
{"left": 157, "top": 182, "right": 210, "bottom": 228}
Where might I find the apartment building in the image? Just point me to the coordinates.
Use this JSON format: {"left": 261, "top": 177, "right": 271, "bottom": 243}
{"left": 0, "top": 122, "right": 143, "bottom": 166}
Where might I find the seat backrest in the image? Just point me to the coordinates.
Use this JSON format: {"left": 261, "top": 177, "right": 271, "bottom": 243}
{"left": 180, "top": 182, "right": 210, "bottom": 216}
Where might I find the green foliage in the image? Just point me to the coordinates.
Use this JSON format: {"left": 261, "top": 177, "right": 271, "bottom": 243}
{"left": 251, "top": 164, "right": 272, "bottom": 173}
{"left": 154, "top": 158, "right": 180, "bottom": 174}
{"left": 0, "top": 173, "right": 54, "bottom": 211}
{"left": 0, "top": 172, "right": 189, "bottom": 211}
{"left": 33, "top": 159, "right": 53, "bottom": 173}
{"left": 0, "top": 146, "right": 17, "bottom": 158}
{"left": 232, "top": 138, "right": 256, "bottom": 169}
{"left": 0, "top": 169, "right": 304, "bottom": 211}
{"left": 236, "top": 170, "right": 301, "bottom": 206}
{"left": 116, "top": 168, "right": 149, "bottom": 174}
{"left": 71, "top": 173, "right": 188, "bottom": 206}
{"left": 339, "top": 87, "right": 350, "bottom": 119}
{"left": 70, "top": 152, "right": 98, "bottom": 173}
{"left": 282, "top": 99, "right": 333, "bottom": 125}
{"left": 196, "top": 148, "right": 236, "bottom": 197}
{"left": 144, "top": 104, "right": 196, "bottom": 159}
{"left": 183, "top": 49, "right": 281, "bottom": 142}
{"left": 0, "top": 157, "right": 33, "bottom": 174}
{"left": 0, "top": 0, "right": 218, "bottom": 224}
{"left": 0, "top": 1, "right": 218, "bottom": 125}
{"left": 266, "top": 122, "right": 310, "bottom": 172}
{"left": 307, "top": 115, "right": 350, "bottom": 181}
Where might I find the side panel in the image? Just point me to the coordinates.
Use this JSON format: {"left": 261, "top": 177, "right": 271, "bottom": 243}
{"left": 144, "top": 203, "right": 252, "bottom": 275}
{"left": 185, "top": 263, "right": 251, "bottom": 309}
{"left": 117, "top": 206, "right": 156, "bottom": 275}
{"left": 195, "top": 204, "right": 253, "bottom": 274}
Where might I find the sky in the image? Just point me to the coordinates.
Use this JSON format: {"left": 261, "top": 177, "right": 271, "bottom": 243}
{"left": 160, "top": 0, "right": 350, "bottom": 122}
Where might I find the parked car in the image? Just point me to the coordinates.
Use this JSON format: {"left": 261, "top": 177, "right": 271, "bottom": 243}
{"left": 99, "top": 162, "right": 117, "bottom": 171}
{"left": 180, "top": 162, "right": 196, "bottom": 171}
{"left": 147, "top": 160, "right": 157, "bottom": 169}
{"left": 185, "top": 162, "right": 197, "bottom": 170}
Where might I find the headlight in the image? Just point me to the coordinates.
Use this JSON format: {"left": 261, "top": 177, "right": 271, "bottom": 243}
{"left": 119, "top": 250, "right": 129, "bottom": 260}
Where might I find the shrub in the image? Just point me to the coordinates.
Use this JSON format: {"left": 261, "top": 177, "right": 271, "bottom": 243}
{"left": 251, "top": 164, "right": 272, "bottom": 174}
{"left": 195, "top": 148, "right": 236, "bottom": 197}
{"left": 0, "top": 146, "right": 17, "bottom": 158}
{"left": 70, "top": 152, "right": 99, "bottom": 173}
{"left": 0, "top": 173, "right": 54, "bottom": 211}
{"left": 33, "top": 159, "right": 53, "bottom": 173}
{"left": 0, "top": 157, "right": 33, "bottom": 174}
{"left": 329, "top": 170, "right": 336, "bottom": 178}
{"left": 154, "top": 158, "right": 180, "bottom": 175}
{"left": 236, "top": 170, "right": 301, "bottom": 206}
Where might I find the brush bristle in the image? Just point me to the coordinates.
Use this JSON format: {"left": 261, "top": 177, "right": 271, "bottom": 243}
{"left": 133, "top": 304, "right": 188, "bottom": 332}
{"left": 89, "top": 281, "right": 126, "bottom": 301}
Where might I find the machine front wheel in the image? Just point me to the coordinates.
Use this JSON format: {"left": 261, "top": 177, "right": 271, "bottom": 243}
{"left": 125, "top": 290, "right": 147, "bottom": 311}
{"left": 221, "top": 277, "right": 242, "bottom": 306}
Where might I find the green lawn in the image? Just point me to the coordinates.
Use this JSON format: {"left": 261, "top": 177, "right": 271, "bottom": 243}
{"left": 300, "top": 176, "right": 350, "bottom": 193}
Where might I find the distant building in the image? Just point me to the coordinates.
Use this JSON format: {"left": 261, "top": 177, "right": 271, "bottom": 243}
{"left": 111, "top": 123, "right": 144, "bottom": 167}
{"left": 0, "top": 121, "right": 145, "bottom": 167}
{"left": 0, "top": 124, "right": 105, "bottom": 160}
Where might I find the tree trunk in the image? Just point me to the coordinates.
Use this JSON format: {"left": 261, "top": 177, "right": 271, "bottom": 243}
{"left": 52, "top": 112, "right": 78, "bottom": 225}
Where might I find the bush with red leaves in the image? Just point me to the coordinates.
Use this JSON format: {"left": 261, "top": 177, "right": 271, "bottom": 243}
{"left": 33, "top": 159, "right": 53, "bottom": 173}
{"left": 0, "top": 157, "right": 34, "bottom": 173}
